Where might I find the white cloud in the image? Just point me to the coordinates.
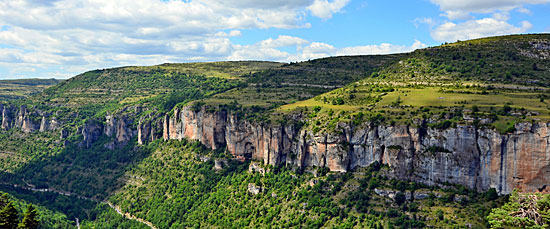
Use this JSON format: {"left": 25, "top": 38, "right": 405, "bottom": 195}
{"left": 228, "top": 45, "right": 290, "bottom": 61}
{"left": 492, "top": 12, "right": 510, "bottom": 21}
{"left": 260, "top": 35, "right": 309, "bottom": 48}
{"left": 431, "top": 18, "right": 532, "bottom": 42}
{"left": 307, "top": 0, "right": 350, "bottom": 19}
{"left": 441, "top": 11, "right": 473, "bottom": 20}
{"left": 215, "top": 30, "right": 242, "bottom": 37}
{"left": 517, "top": 7, "right": 532, "bottom": 14}
{"left": 425, "top": 0, "right": 547, "bottom": 42}
{"left": 0, "top": 0, "right": 355, "bottom": 78}
{"left": 414, "top": 18, "right": 436, "bottom": 28}
{"left": 336, "top": 40, "right": 427, "bottom": 56}
{"left": 228, "top": 37, "right": 426, "bottom": 63}
{"left": 430, "top": 0, "right": 550, "bottom": 19}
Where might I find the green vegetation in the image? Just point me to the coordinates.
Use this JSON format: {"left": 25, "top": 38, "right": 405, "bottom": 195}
{"left": 84, "top": 139, "right": 506, "bottom": 228}
{"left": 487, "top": 190, "right": 550, "bottom": 228}
{"left": 385, "top": 34, "right": 550, "bottom": 86}
{"left": 129, "top": 61, "right": 282, "bottom": 79}
{"left": 279, "top": 74, "right": 550, "bottom": 134}
{"left": 247, "top": 55, "right": 403, "bottom": 87}
{"left": 273, "top": 34, "right": 550, "bottom": 135}
{"left": 194, "top": 55, "right": 404, "bottom": 124}
{"left": 0, "top": 191, "right": 74, "bottom": 228}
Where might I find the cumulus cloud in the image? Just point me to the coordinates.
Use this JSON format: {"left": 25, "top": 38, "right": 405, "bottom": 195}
{"left": 229, "top": 38, "right": 426, "bottom": 62}
{"left": 259, "top": 35, "right": 309, "bottom": 48}
{"left": 307, "top": 0, "right": 350, "bottom": 19}
{"left": 336, "top": 40, "right": 427, "bottom": 56}
{"left": 215, "top": 30, "right": 242, "bottom": 37}
{"left": 431, "top": 18, "right": 532, "bottom": 42}
{"left": 424, "top": 0, "right": 547, "bottom": 42}
{"left": 430, "top": 0, "right": 550, "bottom": 19}
{"left": 0, "top": 0, "right": 353, "bottom": 78}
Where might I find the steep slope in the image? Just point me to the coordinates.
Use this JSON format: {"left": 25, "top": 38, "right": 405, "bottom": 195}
{"left": 100, "top": 139, "right": 502, "bottom": 228}
{"left": 0, "top": 189, "right": 87, "bottom": 228}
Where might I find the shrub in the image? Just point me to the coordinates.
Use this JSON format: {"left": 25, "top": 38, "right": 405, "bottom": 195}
{"left": 436, "top": 209, "right": 444, "bottom": 221}
{"left": 395, "top": 192, "right": 406, "bottom": 206}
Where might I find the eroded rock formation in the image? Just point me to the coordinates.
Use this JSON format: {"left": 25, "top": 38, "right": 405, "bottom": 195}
{"left": 159, "top": 106, "right": 550, "bottom": 194}
{"left": 1, "top": 101, "right": 547, "bottom": 195}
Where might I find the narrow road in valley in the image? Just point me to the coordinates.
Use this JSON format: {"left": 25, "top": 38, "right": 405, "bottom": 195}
{"left": 0, "top": 183, "right": 156, "bottom": 229}
{"left": 106, "top": 201, "right": 157, "bottom": 229}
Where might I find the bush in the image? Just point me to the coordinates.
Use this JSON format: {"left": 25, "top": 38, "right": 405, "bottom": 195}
{"left": 395, "top": 192, "right": 406, "bottom": 206}
{"left": 313, "top": 106, "right": 322, "bottom": 113}
{"left": 497, "top": 104, "right": 512, "bottom": 116}
{"left": 436, "top": 209, "right": 444, "bottom": 221}
{"left": 428, "top": 120, "right": 454, "bottom": 130}
{"left": 485, "top": 188, "right": 498, "bottom": 201}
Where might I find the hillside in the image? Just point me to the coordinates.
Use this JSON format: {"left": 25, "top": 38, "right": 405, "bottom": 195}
{"left": 0, "top": 34, "right": 549, "bottom": 228}
{"left": 0, "top": 78, "right": 62, "bottom": 101}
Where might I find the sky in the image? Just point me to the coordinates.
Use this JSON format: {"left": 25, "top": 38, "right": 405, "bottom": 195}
{"left": 0, "top": 0, "right": 549, "bottom": 79}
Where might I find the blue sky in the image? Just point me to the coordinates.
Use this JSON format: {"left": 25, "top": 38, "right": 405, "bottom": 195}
{"left": 0, "top": 0, "right": 549, "bottom": 79}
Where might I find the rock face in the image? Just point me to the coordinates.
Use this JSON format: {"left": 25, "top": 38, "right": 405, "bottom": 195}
{"left": 103, "top": 114, "right": 137, "bottom": 148}
{"left": 81, "top": 121, "right": 103, "bottom": 148}
{"left": 137, "top": 113, "right": 161, "bottom": 145}
{"left": 161, "top": 106, "right": 550, "bottom": 195}
{"left": 0, "top": 105, "right": 60, "bottom": 133}
{"left": 0, "top": 104, "right": 142, "bottom": 149}
{"left": 1, "top": 101, "right": 547, "bottom": 195}
{"left": 1, "top": 104, "right": 12, "bottom": 130}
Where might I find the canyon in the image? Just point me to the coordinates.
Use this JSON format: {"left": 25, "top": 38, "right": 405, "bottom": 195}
{"left": 3, "top": 103, "right": 549, "bottom": 195}
{"left": 154, "top": 106, "right": 550, "bottom": 195}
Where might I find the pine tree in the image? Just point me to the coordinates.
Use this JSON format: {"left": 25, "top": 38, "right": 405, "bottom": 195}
{"left": 0, "top": 202, "right": 19, "bottom": 229}
{"left": 19, "top": 204, "right": 39, "bottom": 229}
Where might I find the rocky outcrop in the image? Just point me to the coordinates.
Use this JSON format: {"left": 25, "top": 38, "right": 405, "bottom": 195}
{"left": 137, "top": 113, "right": 161, "bottom": 145}
{"left": 81, "top": 121, "right": 103, "bottom": 148}
{"left": 248, "top": 183, "right": 262, "bottom": 195}
{"left": 1, "top": 104, "right": 13, "bottom": 130}
{"left": 15, "top": 106, "right": 38, "bottom": 133}
{"left": 161, "top": 106, "right": 550, "bottom": 195}
{"left": 0, "top": 103, "right": 142, "bottom": 149}
{"left": 103, "top": 114, "right": 137, "bottom": 148}
{"left": 2, "top": 101, "right": 546, "bottom": 195}
{"left": 137, "top": 119, "right": 150, "bottom": 145}
{"left": 0, "top": 105, "right": 60, "bottom": 133}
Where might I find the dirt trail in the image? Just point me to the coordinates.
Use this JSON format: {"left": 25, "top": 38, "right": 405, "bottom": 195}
{"left": 106, "top": 201, "right": 157, "bottom": 229}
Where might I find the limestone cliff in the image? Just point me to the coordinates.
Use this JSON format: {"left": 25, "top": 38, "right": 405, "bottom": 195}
{"left": 1, "top": 102, "right": 547, "bottom": 195}
{"left": 159, "top": 106, "right": 550, "bottom": 195}
{"left": 0, "top": 103, "right": 139, "bottom": 149}
{"left": 0, "top": 105, "right": 62, "bottom": 133}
